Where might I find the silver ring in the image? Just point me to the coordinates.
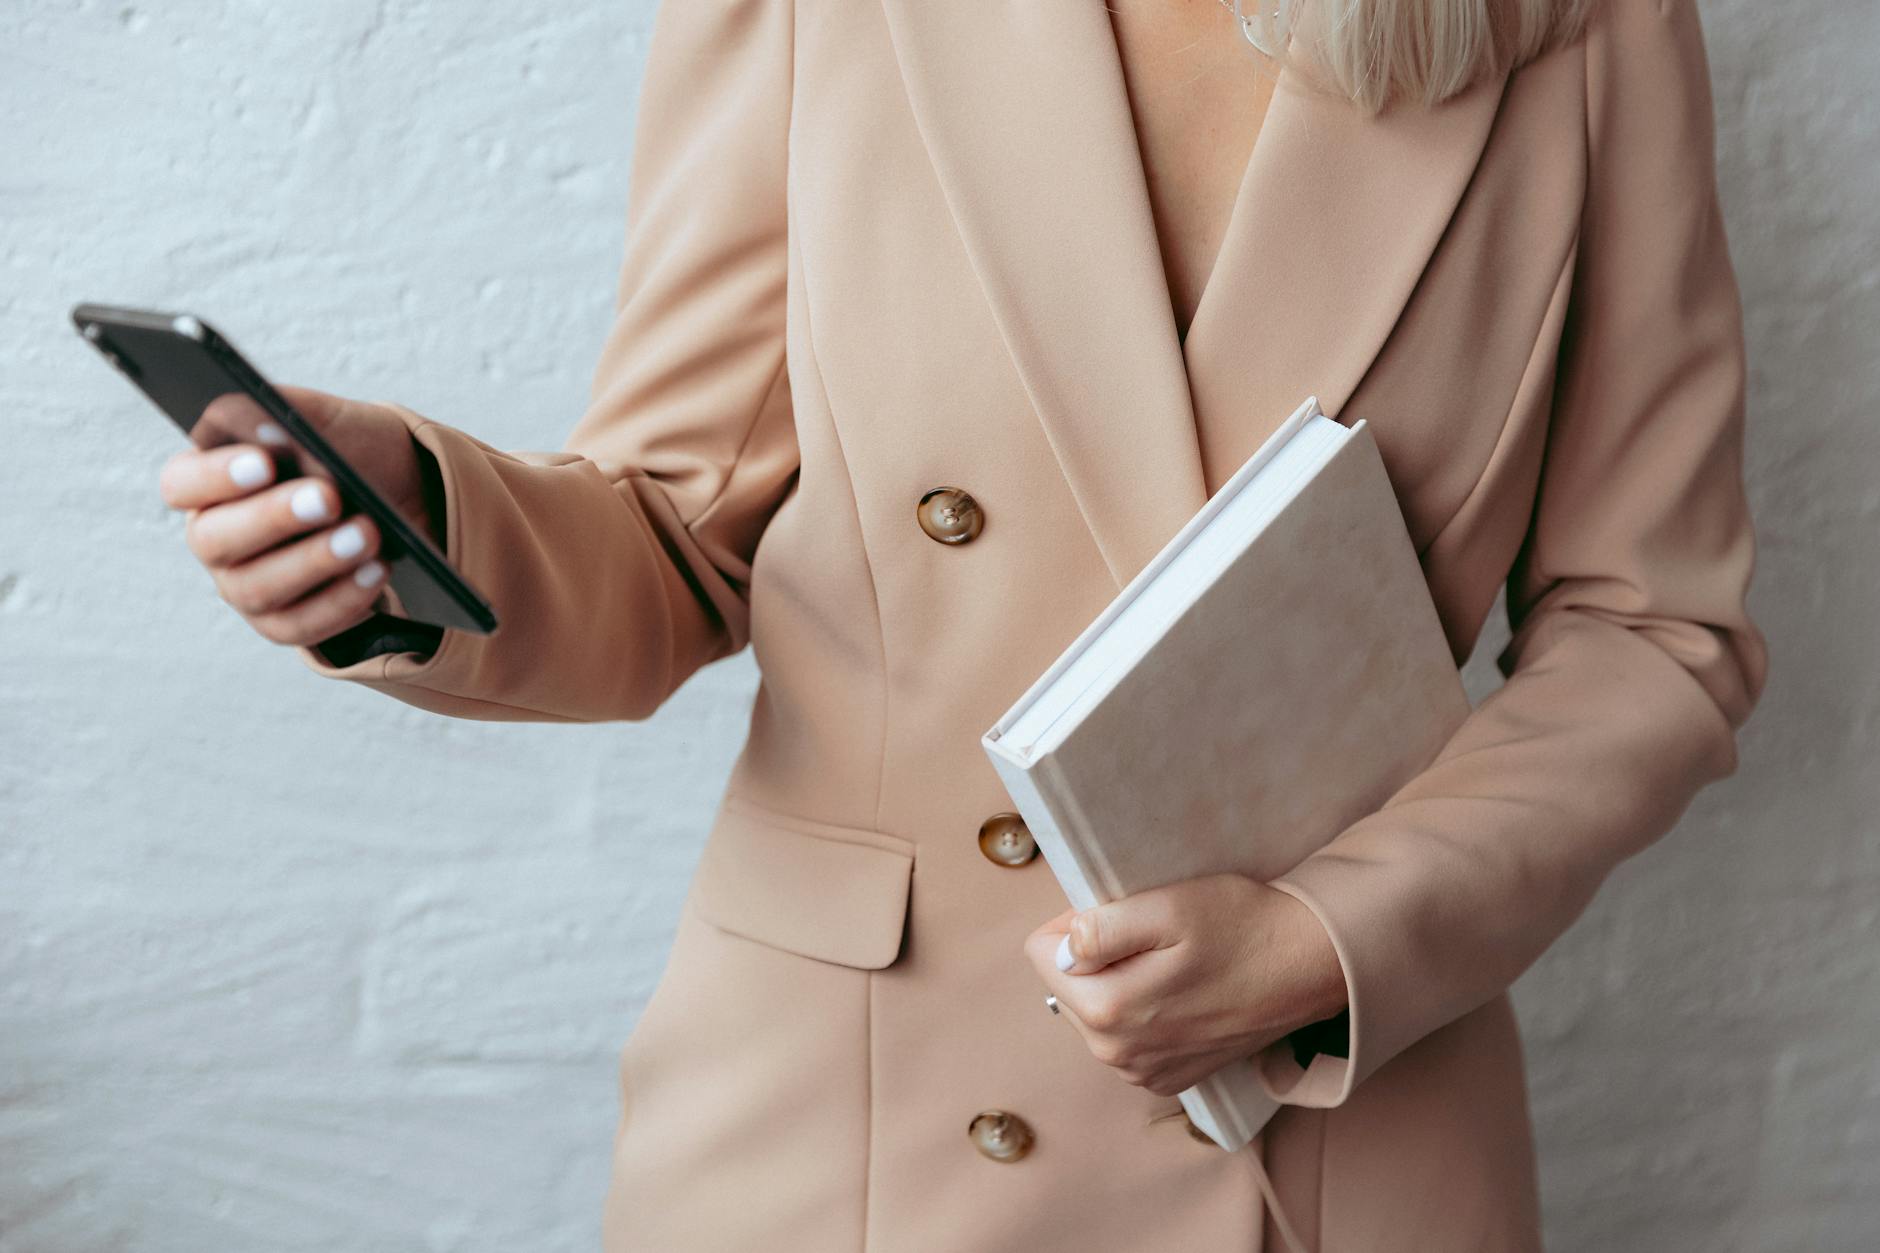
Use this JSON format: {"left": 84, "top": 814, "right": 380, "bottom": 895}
{"left": 1044, "top": 994, "right": 1061, "bottom": 1016}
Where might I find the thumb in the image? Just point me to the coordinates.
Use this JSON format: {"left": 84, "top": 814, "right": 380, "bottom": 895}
{"left": 1061, "top": 896, "right": 1172, "bottom": 974}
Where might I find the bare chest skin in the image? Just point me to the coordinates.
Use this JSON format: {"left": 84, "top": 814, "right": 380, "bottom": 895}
{"left": 1104, "top": 0, "right": 1279, "bottom": 344}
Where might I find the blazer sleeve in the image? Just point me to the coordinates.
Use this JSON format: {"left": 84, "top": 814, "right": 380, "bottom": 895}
{"left": 293, "top": 0, "right": 798, "bottom": 722}
{"left": 1252, "top": 0, "right": 1771, "bottom": 1106}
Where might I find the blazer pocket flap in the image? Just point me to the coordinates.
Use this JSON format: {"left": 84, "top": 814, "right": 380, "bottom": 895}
{"left": 688, "top": 794, "right": 915, "bottom": 970}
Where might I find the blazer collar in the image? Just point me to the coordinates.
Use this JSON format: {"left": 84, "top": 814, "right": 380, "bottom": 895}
{"left": 878, "top": 0, "right": 1512, "bottom": 590}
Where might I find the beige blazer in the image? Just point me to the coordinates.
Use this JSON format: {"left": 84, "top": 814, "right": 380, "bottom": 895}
{"left": 299, "top": 0, "right": 1770, "bottom": 1248}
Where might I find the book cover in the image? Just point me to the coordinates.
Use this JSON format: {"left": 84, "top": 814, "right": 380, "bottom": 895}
{"left": 982, "top": 398, "right": 1469, "bottom": 1151}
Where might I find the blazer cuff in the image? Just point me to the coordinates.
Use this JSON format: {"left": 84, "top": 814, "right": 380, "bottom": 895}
{"left": 290, "top": 404, "right": 567, "bottom": 720}
{"left": 1253, "top": 877, "right": 1362, "bottom": 1108}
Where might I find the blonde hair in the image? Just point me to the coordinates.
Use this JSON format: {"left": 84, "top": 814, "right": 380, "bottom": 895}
{"left": 1247, "top": 0, "right": 1597, "bottom": 113}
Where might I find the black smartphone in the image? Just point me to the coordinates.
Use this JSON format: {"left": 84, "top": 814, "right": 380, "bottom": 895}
{"left": 71, "top": 302, "right": 498, "bottom": 637}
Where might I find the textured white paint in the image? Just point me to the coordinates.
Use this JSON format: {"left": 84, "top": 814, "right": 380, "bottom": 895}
{"left": 2, "top": 1, "right": 1874, "bottom": 1249}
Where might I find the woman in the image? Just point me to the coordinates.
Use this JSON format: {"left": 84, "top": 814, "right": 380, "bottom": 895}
{"left": 157, "top": 0, "right": 1769, "bottom": 1248}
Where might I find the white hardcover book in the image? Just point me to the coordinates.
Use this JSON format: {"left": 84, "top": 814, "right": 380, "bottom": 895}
{"left": 981, "top": 395, "right": 1470, "bottom": 1151}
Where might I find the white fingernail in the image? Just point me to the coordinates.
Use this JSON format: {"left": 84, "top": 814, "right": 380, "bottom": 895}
{"left": 255, "top": 421, "right": 290, "bottom": 447}
{"left": 291, "top": 482, "right": 331, "bottom": 522}
{"left": 1055, "top": 935, "right": 1074, "bottom": 972}
{"left": 228, "top": 450, "right": 271, "bottom": 488}
{"left": 329, "top": 522, "right": 365, "bottom": 559}
{"left": 353, "top": 559, "right": 385, "bottom": 588}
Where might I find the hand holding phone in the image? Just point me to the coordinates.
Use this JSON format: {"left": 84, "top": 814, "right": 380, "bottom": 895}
{"left": 156, "top": 384, "right": 443, "bottom": 651}
{"left": 72, "top": 303, "right": 498, "bottom": 659}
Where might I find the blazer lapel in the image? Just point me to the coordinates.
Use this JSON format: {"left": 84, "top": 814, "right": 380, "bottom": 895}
{"left": 878, "top": 0, "right": 1510, "bottom": 591}
{"left": 1182, "top": 48, "right": 1512, "bottom": 494}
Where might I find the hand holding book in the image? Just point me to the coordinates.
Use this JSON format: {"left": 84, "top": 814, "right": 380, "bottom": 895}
{"left": 1022, "top": 870, "right": 1349, "bottom": 1099}
{"left": 982, "top": 396, "right": 1470, "bottom": 1151}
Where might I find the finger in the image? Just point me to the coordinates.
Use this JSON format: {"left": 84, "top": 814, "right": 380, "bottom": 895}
{"left": 1036, "top": 964, "right": 1130, "bottom": 1046}
{"left": 246, "top": 557, "right": 391, "bottom": 647}
{"left": 159, "top": 443, "right": 277, "bottom": 510}
{"left": 212, "top": 514, "right": 382, "bottom": 617}
{"left": 1023, "top": 910, "right": 1077, "bottom": 981}
{"left": 1066, "top": 894, "right": 1178, "bottom": 973}
{"left": 185, "top": 477, "right": 344, "bottom": 568}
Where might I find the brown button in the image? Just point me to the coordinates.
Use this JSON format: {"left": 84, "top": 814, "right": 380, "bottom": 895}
{"left": 917, "top": 486, "right": 983, "bottom": 544}
{"left": 977, "top": 812, "right": 1038, "bottom": 867}
{"left": 968, "top": 1109, "right": 1035, "bottom": 1162}
{"left": 1179, "top": 1110, "right": 1215, "bottom": 1145}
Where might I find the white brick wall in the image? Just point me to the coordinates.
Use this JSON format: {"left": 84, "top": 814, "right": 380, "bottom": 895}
{"left": 3, "top": 2, "right": 1874, "bottom": 1249}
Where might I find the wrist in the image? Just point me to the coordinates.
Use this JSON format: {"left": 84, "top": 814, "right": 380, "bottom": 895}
{"left": 1271, "top": 887, "right": 1349, "bottom": 1035}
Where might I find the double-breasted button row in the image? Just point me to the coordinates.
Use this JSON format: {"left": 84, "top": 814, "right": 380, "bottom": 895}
{"left": 916, "top": 485, "right": 982, "bottom": 544}
{"left": 969, "top": 818, "right": 1037, "bottom": 1160}
{"left": 929, "top": 486, "right": 1030, "bottom": 1164}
